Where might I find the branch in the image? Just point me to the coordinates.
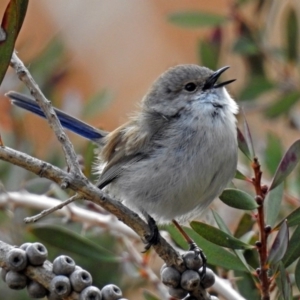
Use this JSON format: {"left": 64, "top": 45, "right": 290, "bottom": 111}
{"left": 9, "top": 52, "right": 82, "bottom": 177}
{"left": 0, "top": 145, "right": 184, "bottom": 268}
{"left": 0, "top": 240, "right": 80, "bottom": 300}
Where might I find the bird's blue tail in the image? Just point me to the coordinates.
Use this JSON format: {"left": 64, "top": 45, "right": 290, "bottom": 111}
{"left": 6, "top": 91, "right": 107, "bottom": 144}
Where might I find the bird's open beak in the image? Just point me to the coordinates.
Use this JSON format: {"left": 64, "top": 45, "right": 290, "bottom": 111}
{"left": 203, "top": 66, "right": 236, "bottom": 90}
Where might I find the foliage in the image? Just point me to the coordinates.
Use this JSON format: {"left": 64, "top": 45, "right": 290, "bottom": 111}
{"left": 1, "top": 0, "right": 300, "bottom": 300}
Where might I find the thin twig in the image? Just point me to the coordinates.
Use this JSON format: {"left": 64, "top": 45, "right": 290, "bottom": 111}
{"left": 9, "top": 52, "right": 82, "bottom": 178}
{"left": 23, "top": 193, "right": 81, "bottom": 223}
{"left": 0, "top": 191, "right": 137, "bottom": 238}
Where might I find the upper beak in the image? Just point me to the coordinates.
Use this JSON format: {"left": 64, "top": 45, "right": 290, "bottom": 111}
{"left": 203, "top": 66, "right": 236, "bottom": 90}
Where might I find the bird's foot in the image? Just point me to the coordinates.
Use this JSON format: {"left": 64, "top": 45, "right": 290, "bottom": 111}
{"left": 189, "top": 242, "right": 207, "bottom": 279}
{"left": 142, "top": 213, "right": 160, "bottom": 252}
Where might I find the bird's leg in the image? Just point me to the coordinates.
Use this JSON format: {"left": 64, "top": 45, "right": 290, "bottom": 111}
{"left": 172, "top": 219, "right": 207, "bottom": 278}
{"left": 142, "top": 212, "right": 160, "bottom": 252}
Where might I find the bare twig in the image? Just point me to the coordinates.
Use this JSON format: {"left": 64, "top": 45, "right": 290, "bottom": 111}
{"left": 9, "top": 52, "right": 82, "bottom": 178}
{"left": 0, "top": 191, "right": 137, "bottom": 239}
{"left": 23, "top": 193, "right": 81, "bottom": 223}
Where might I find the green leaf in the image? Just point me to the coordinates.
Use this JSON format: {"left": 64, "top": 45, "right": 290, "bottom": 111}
{"left": 239, "top": 76, "right": 274, "bottom": 101}
{"left": 265, "top": 133, "right": 284, "bottom": 175}
{"left": 265, "top": 183, "right": 284, "bottom": 228}
{"left": 234, "top": 213, "right": 255, "bottom": 239}
{"left": 265, "top": 92, "right": 300, "bottom": 119}
{"left": 0, "top": 0, "right": 28, "bottom": 85}
{"left": 295, "top": 259, "right": 300, "bottom": 291}
{"left": 275, "top": 261, "right": 292, "bottom": 300}
{"left": 164, "top": 225, "right": 248, "bottom": 271}
{"left": 29, "top": 224, "right": 118, "bottom": 262}
{"left": 82, "top": 89, "right": 113, "bottom": 119}
{"left": 276, "top": 207, "right": 300, "bottom": 229}
{"left": 232, "top": 36, "right": 259, "bottom": 55}
{"left": 219, "top": 188, "right": 258, "bottom": 210}
{"left": 235, "top": 169, "right": 249, "bottom": 181}
{"left": 198, "top": 40, "right": 219, "bottom": 70}
{"left": 212, "top": 210, "right": 231, "bottom": 235}
{"left": 234, "top": 270, "right": 260, "bottom": 300}
{"left": 212, "top": 210, "right": 252, "bottom": 272}
{"left": 237, "top": 127, "right": 251, "bottom": 160}
{"left": 282, "top": 225, "right": 300, "bottom": 267}
{"left": 269, "top": 139, "right": 300, "bottom": 190}
{"left": 190, "top": 221, "right": 252, "bottom": 250}
{"left": 285, "top": 8, "right": 298, "bottom": 62}
{"left": 168, "top": 11, "right": 226, "bottom": 28}
{"left": 267, "top": 220, "right": 288, "bottom": 265}
{"left": 143, "top": 290, "right": 161, "bottom": 300}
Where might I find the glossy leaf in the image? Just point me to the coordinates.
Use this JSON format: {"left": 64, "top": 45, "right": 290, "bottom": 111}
{"left": 143, "top": 290, "right": 161, "bottom": 300}
{"left": 0, "top": 0, "right": 28, "bottom": 85}
{"left": 265, "top": 183, "right": 284, "bottom": 228}
{"left": 168, "top": 11, "right": 226, "bottom": 28}
{"left": 269, "top": 139, "right": 300, "bottom": 191}
{"left": 282, "top": 225, "right": 300, "bottom": 268}
{"left": 265, "top": 92, "right": 300, "bottom": 119}
{"left": 164, "top": 225, "right": 248, "bottom": 271}
{"left": 285, "top": 8, "right": 298, "bottom": 62}
{"left": 275, "top": 261, "right": 292, "bottom": 300}
{"left": 235, "top": 169, "right": 249, "bottom": 181}
{"left": 237, "top": 127, "right": 251, "bottom": 160}
{"left": 190, "top": 221, "right": 252, "bottom": 250}
{"left": 295, "top": 259, "right": 300, "bottom": 291}
{"left": 239, "top": 76, "right": 274, "bottom": 101}
{"left": 267, "top": 220, "right": 288, "bottom": 265}
{"left": 30, "top": 224, "right": 117, "bottom": 262}
{"left": 219, "top": 188, "right": 258, "bottom": 210}
{"left": 265, "top": 133, "right": 283, "bottom": 175}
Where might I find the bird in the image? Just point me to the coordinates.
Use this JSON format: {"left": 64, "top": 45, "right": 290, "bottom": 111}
{"left": 6, "top": 64, "right": 238, "bottom": 253}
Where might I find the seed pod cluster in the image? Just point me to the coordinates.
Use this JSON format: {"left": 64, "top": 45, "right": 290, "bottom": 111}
{"left": 1, "top": 242, "right": 48, "bottom": 298}
{"left": 160, "top": 251, "right": 217, "bottom": 300}
{"left": 1, "top": 242, "right": 129, "bottom": 300}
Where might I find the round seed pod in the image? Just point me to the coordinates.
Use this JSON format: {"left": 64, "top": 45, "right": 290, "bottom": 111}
{"left": 6, "top": 248, "right": 28, "bottom": 271}
{"left": 49, "top": 275, "right": 71, "bottom": 297}
{"left": 182, "top": 251, "right": 203, "bottom": 270}
{"left": 27, "top": 280, "right": 47, "bottom": 298}
{"left": 161, "top": 267, "right": 181, "bottom": 288}
{"left": 79, "top": 286, "right": 102, "bottom": 300}
{"left": 159, "top": 263, "right": 167, "bottom": 275}
{"left": 1, "top": 267, "right": 8, "bottom": 282}
{"left": 53, "top": 255, "right": 75, "bottom": 275}
{"left": 70, "top": 269, "right": 92, "bottom": 292}
{"left": 199, "top": 268, "right": 215, "bottom": 289}
{"left": 26, "top": 243, "right": 48, "bottom": 266}
{"left": 167, "top": 286, "right": 188, "bottom": 299}
{"left": 20, "top": 242, "right": 32, "bottom": 251}
{"left": 181, "top": 270, "right": 200, "bottom": 291}
{"left": 47, "top": 292, "right": 60, "bottom": 300}
{"left": 6, "top": 270, "right": 27, "bottom": 290}
{"left": 101, "top": 284, "right": 122, "bottom": 300}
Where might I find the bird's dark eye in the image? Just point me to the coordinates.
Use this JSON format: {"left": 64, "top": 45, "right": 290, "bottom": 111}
{"left": 184, "top": 82, "right": 197, "bottom": 92}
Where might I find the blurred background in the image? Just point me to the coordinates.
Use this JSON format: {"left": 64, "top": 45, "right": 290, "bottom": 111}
{"left": 0, "top": 0, "right": 300, "bottom": 299}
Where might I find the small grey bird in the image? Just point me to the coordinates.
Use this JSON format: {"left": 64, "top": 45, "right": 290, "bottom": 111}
{"left": 6, "top": 64, "right": 238, "bottom": 249}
